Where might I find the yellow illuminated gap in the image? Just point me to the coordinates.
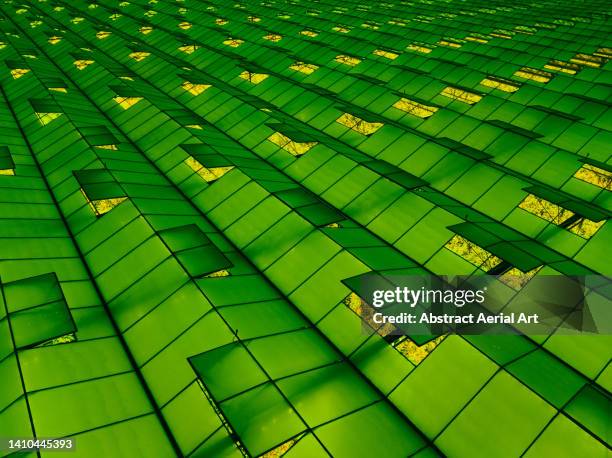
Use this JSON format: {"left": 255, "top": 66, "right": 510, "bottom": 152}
{"left": 49, "top": 87, "right": 68, "bottom": 93}
{"left": 96, "top": 30, "right": 111, "bottom": 39}
{"left": 395, "top": 336, "right": 446, "bottom": 365}
{"left": 393, "top": 98, "right": 438, "bottom": 118}
{"left": 594, "top": 47, "right": 612, "bottom": 59}
{"left": 16, "top": 7, "right": 27, "bottom": 14}
{"left": 184, "top": 157, "right": 233, "bottom": 182}
{"left": 498, "top": 267, "right": 542, "bottom": 291}
{"left": 407, "top": 43, "right": 433, "bottom": 53}
{"left": 566, "top": 219, "right": 605, "bottom": 239}
{"left": 113, "top": 96, "right": 143, "bottom": 110}
{"left": 185, "top": 125, "right": 202, "bottom": 130}
{"left": 332, "top": 26, "right": 350, "bottom": 33}
{"left": 519, "top": 194, "right": 574, "bottom": 225}
{"left": 336, "top": 113, "right": 383, "bottom": 135}
{"left": 519, "top": 194, "right": 603, "bottom": 239}
{"left": 35, "top": 112, "right": 62, "bottom": 126}
{"left": 247, "top": 16, "right": 261, "bottom": 22}
{"left": 480, "top": 77, "right": 520, "bottom": 93}
{"left": 143, "top": 10, "right": 155, "bottom": 18}
{"left": 445, "top": 234, "right": 502, "bottom": 272}
{"left": 178, "top": 21, "right": 192, "bottom": 30}
{"left": 544, "top": 60, "right": 580, "bottom": 74}
{"left": 11, "top": 69, "right": 30, "bottom": 79}
{"left": 362, "top": 23, "right": 380, "bottom": 30}
{"left": 268, "top": 132, "right": 317, "bottom": 156}
{"left": 0, "top": 41, "right": 6, "bottom": 49}
{"left": 239, "top": 71, "right": 268, "bottom": 84}
{"left": 388, "top": 19, "right": 407, "bottom": 26}
{"left": 574, "top": 164, "right": 612, "bottom": 190}
{"left": 440, "top": 87, "right": 482, "bottom": 104}
{"left": 94, "top": 144, "right": 118, "bottom": 150}
{"left": 178, "top": 45, "right": 199, "bottom": 54}
{"left": 54, "top": 6, "right": 64, "bottom": 11}
{"left": 373, "top": 49, "right": 399, "bottom": 59}
{"left": 81, "top": 189, "right": 127, "bottom": 216}
{"left": 289, "top": 61, "right": 318, "bottom": 74}
{"left": 335, "top": 54, "right": 361, "bottom": 66}
{"left": 263, "top": 33, "right": 282, "bottom": 42}
{"left": 570, "top": 54, "right": 603, "bottom": 68}
{"left": 465, "top": 35, "right": 489, "bottom": 43}
{"left": 71, "top": 17, "right": 84, "bottom": 24}
{"left": 181, "top": 81, "right": 211, "bottom": 96}
{"left": 205, "top": 270, "right": 230, "bottom": 278}
{"left": 344, "top": 292, "right": 395, "bottom": 337}
{"left": 48, "top": 36, "right": 62, "bottom": 45}
{"left": 223, "top": 38, "right": 243, "bottom": 47}
{"left": 140, "top": 26, "right": 153, "bottom": 35}
{"left": 0, "top": 169, "right": 15, "bottom": 176}
{"left": 74, "top": 59, "right": 94, "bottom": 70}
{"left": 513, "top": 67, "right": 552, "bottom": 83}
{"left": 438, "top": 40, "right": 462, "bottom": 48}
{"left": 215, "top": 18, "right": 228, "bottom": 25}
{"left": 129, "top": 51, "right": 150, "bottom": 62}
{"left": 260, "top": 439, "right": 296, "bottom": 458}
{"left": 277, "top": 14, "right": 291, "bottom": 19}
{"left": 300, "top": 30, "right": 318, "bottom": 37}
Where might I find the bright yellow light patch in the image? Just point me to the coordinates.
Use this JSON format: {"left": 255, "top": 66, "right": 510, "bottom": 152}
{"left": 445, "top": 234, "right": 501, "bottom": 271}
{"left": 336, "top": 113, "right": 383, "bottom": 135}
{"left": 335, "top": 55, "right": 361, "bottom": 66}
{"left": 438, "top": 40, "right": 462, "bottom": 48}
{"left": 332, "top": 26, "right": 350, "bottom": 33}
{"left": 513, "top": 67, "right": 552, "bottom": 83}
{"left": 268, "top": 132, "right": 317, "bottom": 156}
{"left": 205, "top": 270, "right": 230, "bottom": 278}
{"left": 215, "top": 18, "right": 228, "bottom": 25}
{"left": 239, "top": 71, "right": 268, "bottom": 84}
{"left": 440, "top": 87, "right": 482, "bottom": 104}
{"left": 407, "top": 43, "right": 432, "bottom": 53}
{"left": 140, "top": 26, "right": 153, "bottom": 35}
{"left": 574, "top": 164, "right": 612, "bottom": 190}
{"left": 82, "top": 190, "right": 127, "bottom": 216}
{"left": 113, "top": 96, "right": 142, "bottom": 110}
{"left": 129, "top": 51, "right": 150, "bottom": 62}
{"left": 36, "top": 112, "right": 62, "bottom": 126}
{"left": 95, "top": 144, "right": 118, "bottom": 150}
{"left": 544, "top": 60, "right": 580, "bottom": 74}
{"left": 49, "top": 87, "right": 68, "bottom": 93}
{"left": 96, "top": 31, "right": 111, "bottom": 39}
{"left": 300, "top": 30, "right": 318, "bottom": 37}
{"left": 0, "top": 169, "right": 15, "bottom": 175}
{"left": 263, "top": 34, "right": 282, "bottom": 42}
{"left": 570, "top": 54, "right": 603, "bottom": 68}
{"left": 71, "top": 17, "right": 84, "bottom": 24}
{"left": 178, "top": 21, "right": 192, "bottom": 30}
{"left": 48, "top": 36, "right": 62, "bottom": 45}
{"left": 223, "top": 38, "right": 243, "bottom": 47}
{"left": 499, "top": 267, "right": 541, "bottom": 291}
{"left": 373, "top": 49, "right": 399, "bottom": 59}
{"left": 466, "top": 36, "right": 488, "bottom": 43}
{"left": 185, "top": 157, "right": 234, "bottom": 182}
{"left": 289, "top": 62, "right": 318, "bottom": 74}
{"left": 480, "top": 77, "right": 520, "bottom": 92}
{"left": 178, "top": 45, "right": 199, "bottom": 54}
{"left": 181, "top": 81, "right": 211, "bottom": 96}
{"left": 519, "top": 194, "right": 574, "bottom": 225}
{"left": 393, "top": 98, "right": 438, "bottom": 118}
{"left": 74, "top": 59, "right": 94, "bottom": 70}
{"left": 247, "top": 16, "right": 261, "bottom": 22}
{"left": 11, "top": 69, "right": 30, "bottom": 79}
{"left": 362, "top": 23, "right": 379, "bottom": 30}
{"left": 395, "top": 336, "right": 446, "bottom": 365}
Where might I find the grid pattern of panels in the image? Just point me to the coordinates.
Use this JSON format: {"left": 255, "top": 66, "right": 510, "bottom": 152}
{"left": 0, "top": 0, "right": 610, "bottom": 457}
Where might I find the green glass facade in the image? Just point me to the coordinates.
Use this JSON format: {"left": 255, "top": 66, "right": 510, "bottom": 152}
{"left": 0, "top": 0, "right": 610, "bottom": 456}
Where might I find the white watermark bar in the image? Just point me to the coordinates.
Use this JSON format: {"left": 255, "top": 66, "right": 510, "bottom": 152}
{"left": 343, "top": 274, "right": 611, "bottom": 336}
